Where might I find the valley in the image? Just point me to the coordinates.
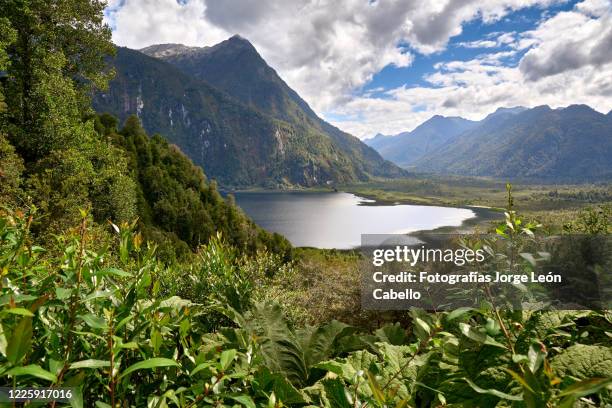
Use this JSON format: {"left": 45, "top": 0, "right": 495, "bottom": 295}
{"left": 233, "top": 190, "right": 478, "bottom": 248}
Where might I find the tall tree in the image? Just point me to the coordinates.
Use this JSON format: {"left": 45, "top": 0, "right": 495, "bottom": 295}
{"left": 0, "top": 18, "right": 23, "bottom": 205}
{"left": 0, "top": 0, "right": 113, "bottom": 161}
{"left": 0, "top": 0, "right": 136, "bottom": 230}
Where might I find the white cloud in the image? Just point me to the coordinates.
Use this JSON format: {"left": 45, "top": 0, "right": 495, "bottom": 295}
{"left": 457, "top": 39, "right": 499, "bottom": 48}
{"left": 106, "top": 0, "right": 229, "bottom": 50}
{"left": 331, "top": 25, "right": 612, "bottom": 139}
{"left": 107, "top": 0, "right": 611, "bottom": 139}
{"left": 457, "top": 31, "right": 517, "bottom": 48}
{"left": 519, "top": 0, "right": 612, "bottom": 80}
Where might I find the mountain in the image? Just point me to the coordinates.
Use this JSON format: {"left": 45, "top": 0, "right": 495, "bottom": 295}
{"left": 482, "top": 106, "right": 527, "bottom": 121}
{"left": 364, "top": 115, "right": 478, "bottom": 167}
{"left": 94, "top": 46, "right": 404, "bottom": 187}
{"left": 140, "top": 36, "right": 405, "bottom": 181}
{"left": 365, "top": 133, "right": 389, "bottom": 146}
{"left": 413, "top": 105, "right": 612, "bottom": 182}
{"left": 140, "top": 37, "right": 311, "bottom": 123}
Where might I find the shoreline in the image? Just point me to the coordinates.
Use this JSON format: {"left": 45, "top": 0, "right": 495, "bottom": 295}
{"left": 232, "top": 188, "right": 503, "bottom": 251}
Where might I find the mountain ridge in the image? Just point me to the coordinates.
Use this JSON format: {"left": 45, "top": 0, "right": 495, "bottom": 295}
{"left": 365, "top": 115, "right": 478, "bottom": 167}
{"left": 413, "top": 104, "right": 612, "bottom": 182}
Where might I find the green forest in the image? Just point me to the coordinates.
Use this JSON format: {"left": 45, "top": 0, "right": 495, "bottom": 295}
{"left": 0, "top": 1, "right": 610, "bottom": 407}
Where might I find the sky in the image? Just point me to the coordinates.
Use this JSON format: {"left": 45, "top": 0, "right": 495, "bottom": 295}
{"left": 105, "top": 0, "right": 612, "bottom": 139}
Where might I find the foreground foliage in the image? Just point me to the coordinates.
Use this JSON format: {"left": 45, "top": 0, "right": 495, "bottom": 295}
{"left": 0, "top": 204, "right": 610, "bottom": 407}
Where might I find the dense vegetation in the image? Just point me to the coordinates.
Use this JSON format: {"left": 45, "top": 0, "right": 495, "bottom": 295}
{"left": 0, "top": 202, "right": 610, "bottom": 407}
{"left": 342, "top": 177, "right": 612, "bottom": 235}
{"left": 0, "top": 1, "right": 289, "bottom": 262}
{"left": 95, "top": 113, "right": 290, "bottom": 261}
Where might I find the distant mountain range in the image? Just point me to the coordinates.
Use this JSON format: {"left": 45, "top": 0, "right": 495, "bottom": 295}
{"left": 94, "top": 36, "right": 405, "bottom": 187}
{"left": 366, "top": 105, "right": 612, "bottom": 182}
{"left": 366, "top": 116, "right": 478, "bottom": 168}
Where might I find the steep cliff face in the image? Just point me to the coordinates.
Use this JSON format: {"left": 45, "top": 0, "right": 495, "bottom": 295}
{"left": 95, "top": 47, "right": 400, "bottom": 187}
{"left": 141, "top": 37, "right": 406, "bottom": 182}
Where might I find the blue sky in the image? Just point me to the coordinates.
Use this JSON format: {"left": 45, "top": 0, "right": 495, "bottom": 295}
{"left": 364, "top": 2, "right": 575, "bottom": 93}
{"left": 107, "top": 0, "right": 612, "bottom": 138}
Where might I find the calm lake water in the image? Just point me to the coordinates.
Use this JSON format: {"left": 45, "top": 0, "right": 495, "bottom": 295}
{"left": 233, "top": 191, "right": 476, "bottom": 249}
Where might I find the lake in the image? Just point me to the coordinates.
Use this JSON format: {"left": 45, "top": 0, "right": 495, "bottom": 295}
{"left": 233, "top": 191, "right": 477, "bottom": 249}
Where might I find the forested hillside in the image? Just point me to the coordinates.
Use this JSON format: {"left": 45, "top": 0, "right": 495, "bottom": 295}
{"left": 140, "top": 37, "right": 406, "bottom": 184}
{"left": 0, "top": 1, "right": 288, "bottom": 261}
{"left": 95, "top": 114, "right": 290, "bottom": 260}
{"left": 367, "top": 105, "right": 612, "bottom": 182}
{"left": 413, "top": 105, "right": 612, "bottom": 182}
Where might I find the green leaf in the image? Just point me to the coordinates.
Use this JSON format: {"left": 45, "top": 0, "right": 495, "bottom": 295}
{"left": 253, "top": 367, "right": 306, "bottom": 405}
{"left": 459, "top": 323, "right": 506, "bottom": 349}
{"left": 96, "top": 267, "right": 132, "bottom": 278}
{"left": 78, "top": 313, "right": 107, "bottom": 330}
{"left": 5, "top": 364, "right": 57, "bottom": 382}
{"left": 447, "top": 307, "right": 473, "bottom": 321}
{"left": 527, "top": 343, "right": 545, "bottom": 373}
{"left": 557, "top": 377, "right": 612, "bottom": 398}
{"left": 551, "top": 344, "right": 612, "bottom": 379}
{"left": 230, "top": 395, "right": 256, "bottom": 408}
{"left": 115, "top": 315, "right": 134, "bottom": 331}
{"left": 0, "top": 327, "right": 7, "bottom": 357}
{"left": 69, "top": 359, "right": 111, "bottom": 370}
{"left": 414, "top": 317, "right": 431, "bottom": 336}
{"left": 375, "top": 323, "right": 408, "bottom": 345}
{"left": 483, "top": 336, "right": 507, "bottom": 349}
{"left": 119, "top": 358, "right": 179, "bottom": 379}
{"left": 503, "top": 368, "right": 536, "bottom": 395}
{"left": 68, "top": 387, "right": 83, "bottom": 408}
{"left": 520, "top": 253, "right": 537, "bottom": 267}
{"left": 485, "top": 318, "right": 500, "bottom": 336}
{"left": 2, "top": 307, "right": 34, "bottom": 317}
{"left": 55, "top": 287, "right": 72, "bottom": 300}
{"left": 459, "top": 323, "right": 486, "bottom": 343}
{"left": 190, "top": 362, "right": 213, "bottom": 376}
{"left": 220, "top": 349, "right": 237, "bottom": 370}
{"left": 464, "top": 378, "right": 523, "bottom": 401}
{"left": 367, "top": 371, "right": 386, "bottom": 404}
{"left": 322, "top": 378, "right": 351, "bottom": 408}
{"left": 95, "top": 401, "right": 112, "bottom": 408}
{"left": 6, "top": 316, "right": 32, "bottom": 364}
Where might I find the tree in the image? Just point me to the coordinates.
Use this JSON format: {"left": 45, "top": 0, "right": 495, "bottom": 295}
{"left": 0, "top": 134, "right": 23, "bottom": 206}
{"left": 0, "top": 18, "right": 22, "bottom": 206}
{"left": 0, "top": 0, "right": 136, "bottom": 231}
{"left": 0, "top": 0, "right": 114, "bottom": 162}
